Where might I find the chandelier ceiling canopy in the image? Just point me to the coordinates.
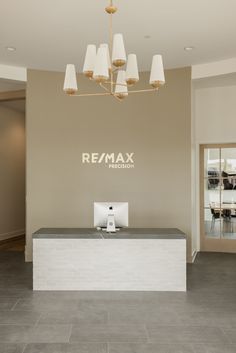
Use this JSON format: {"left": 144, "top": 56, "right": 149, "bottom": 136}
{"left": 63, "top": 0, "right": 165, "bottom": 101}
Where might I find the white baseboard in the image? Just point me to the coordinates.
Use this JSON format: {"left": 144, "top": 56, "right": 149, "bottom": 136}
{"left": 0, "top": 229, "right": 25, "bottom": 242}
{"left": 192, "top": 250, "right": 198, "bottom": 263}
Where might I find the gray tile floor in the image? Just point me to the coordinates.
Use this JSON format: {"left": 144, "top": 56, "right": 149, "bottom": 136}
{"left": 0, "top": 252, "right": 236, "bottom": 353}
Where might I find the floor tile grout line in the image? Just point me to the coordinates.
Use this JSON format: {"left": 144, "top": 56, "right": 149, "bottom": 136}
{"left": 218, "top": 326, "right": 235, "bottom": 344}
{"left": 106, "top": 308, "right": 110, "bottom": 325}
{"left": 68, "top": 323, "right": 73, "bottom": 343}
{"left": 68, "top": 340, "right": 149, "bottom": 344}
{"left": 144, "top": 323, "right": 151, "bottom": 343}
{"left": 33, "top": 312, "right": 43, "bottom": 327}
{"left": 190, "top": 342, "right": 197, "bottom": 353}
{"left": 10, "top": 298, "right": 21, "bottom": 311}
{"left": 21, "top": 343, "right": 28, "bottom": 353}
{"left": 0, "top": 323, "right": 36, "bottom": 326}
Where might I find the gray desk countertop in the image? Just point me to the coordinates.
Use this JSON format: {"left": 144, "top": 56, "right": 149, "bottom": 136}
{"left": 33, "top": 228, "right": 186, "bottom": 240}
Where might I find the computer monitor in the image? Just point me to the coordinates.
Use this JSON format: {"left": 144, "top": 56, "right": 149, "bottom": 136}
{"left": 94, "top": 202, "right": 128, "bottom": 232}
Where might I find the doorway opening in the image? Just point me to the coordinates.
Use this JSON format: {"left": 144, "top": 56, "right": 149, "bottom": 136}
{"left": 0, "top": 79, "right": 26, "bottom": 253}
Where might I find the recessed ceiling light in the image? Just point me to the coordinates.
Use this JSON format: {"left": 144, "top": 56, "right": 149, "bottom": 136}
{"left": 6, "top": 46, "right": 16, "bottom": 52}
{"left": 184, "top": 46, "right": 194, "bottom": 51}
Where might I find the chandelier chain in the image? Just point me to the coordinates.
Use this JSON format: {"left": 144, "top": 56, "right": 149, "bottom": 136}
{"left": 109, "top": 7, "right": 113, "bottom": 94}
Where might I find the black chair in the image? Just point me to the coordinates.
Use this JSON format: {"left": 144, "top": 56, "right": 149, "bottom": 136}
{"left": 209, "top": 205, "right": 233, "bottom": 233}
{"left": 208, "top": 169, "right": 220, "bottom": 189}
{"left": 222, "top": 208, "right": 233, "bottom": 233}
{"left": 222, "top": 171, "right": 233, "bottom": 190}
{"left": 210, "top": 206, "right": 220, "bottom": 232}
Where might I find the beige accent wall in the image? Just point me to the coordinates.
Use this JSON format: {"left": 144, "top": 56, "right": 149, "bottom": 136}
{"left": 26, "top": 68, "right": 192, "bottom": 261}
{"left": 0, "top": 104, "right": 25, "bottom": 240}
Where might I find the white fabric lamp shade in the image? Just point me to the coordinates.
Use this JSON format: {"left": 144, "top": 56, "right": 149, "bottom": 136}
{"left": 63, "top": 64, "right": 78, "bottom": 95}
{"left": 100, "top": 43, "right": 111, "bottom": 71}
{"left": 93, "top": 47, "right": 109, "bottom": 83}
{"left": 149, "top": 55, "right": 165, "bottom": 88}
{"left": 112, "top": 33, "right": 126, "bottom": 67}
{"left": 126, "top": 54, "right": 139, "bottom": 85}
{"left": 83, "top": 45, "right": 96, "bottom": 78}
{"left": 115, "top": 70, "right": 128, "bottom": 99}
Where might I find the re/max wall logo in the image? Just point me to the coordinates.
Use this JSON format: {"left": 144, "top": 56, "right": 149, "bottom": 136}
{"left": 82, "top": 153, "right": 135, "bottom": 169}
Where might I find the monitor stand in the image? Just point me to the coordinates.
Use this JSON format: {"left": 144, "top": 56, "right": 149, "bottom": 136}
{"left": 106, "top": 214, "right": 116, "bottom": 233}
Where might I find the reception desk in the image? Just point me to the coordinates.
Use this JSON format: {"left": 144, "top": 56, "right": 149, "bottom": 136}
{"left": 33, "top": 228, "right": 186, "bottom": 291}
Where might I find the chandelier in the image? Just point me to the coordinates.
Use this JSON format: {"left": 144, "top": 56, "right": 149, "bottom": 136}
{"left": 63, "top": 0, "right": 165, "bottom": 101}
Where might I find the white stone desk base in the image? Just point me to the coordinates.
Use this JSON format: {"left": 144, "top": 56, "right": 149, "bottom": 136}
{"left": 33, "top": 239, "right": 186, "bottom": 291}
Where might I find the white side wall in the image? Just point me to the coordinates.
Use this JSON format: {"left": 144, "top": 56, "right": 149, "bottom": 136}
{"left": 192, "top": 73, "right": 236, "bottom": 253}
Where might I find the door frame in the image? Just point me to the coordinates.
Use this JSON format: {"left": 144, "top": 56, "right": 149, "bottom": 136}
{"left": 200, "top": 143, "right": 236, "bottom": 252}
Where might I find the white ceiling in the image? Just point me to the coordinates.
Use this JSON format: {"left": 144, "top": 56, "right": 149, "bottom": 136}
{"left": 1, "top": 0, "right": 236, "bottom": 72}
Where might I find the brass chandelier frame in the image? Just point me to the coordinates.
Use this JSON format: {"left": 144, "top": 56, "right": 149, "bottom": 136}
{"left": 69, "top": 0, "right": 159, "bottom": 101}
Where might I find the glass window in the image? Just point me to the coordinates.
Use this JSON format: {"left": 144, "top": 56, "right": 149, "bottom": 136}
{"left": 203, "top": 147, "right": 236, "bottom": 240}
